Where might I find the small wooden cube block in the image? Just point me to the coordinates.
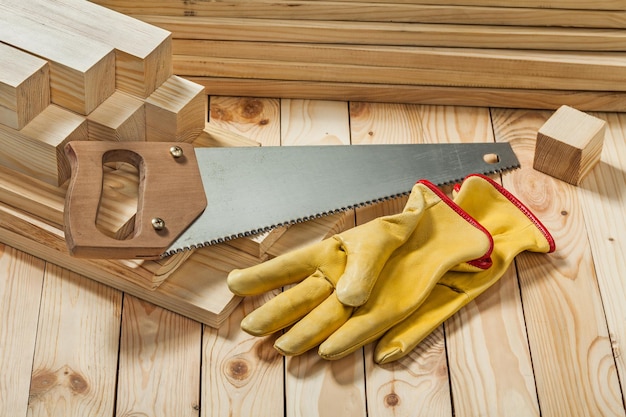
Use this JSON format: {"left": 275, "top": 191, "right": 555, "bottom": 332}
{"left": 533, "top": 105, "right": 606, "bottom": 185}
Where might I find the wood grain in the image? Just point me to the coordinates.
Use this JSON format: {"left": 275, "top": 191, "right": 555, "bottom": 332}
{"left": 140, "top": 16, "right": 626, "bottom": 51}
{"left": 0, "top": 104, "right": 87, "bottom": 186}
{"left": 0, "top": 246, "right": 45, "bottom": 417}
{"left": 280, "top": 99, "right": 366, "bottom": 417}
{"left": 579, "top": 112, "right": 626, "bottom": 407}
{"left": 202, "top": 293, "right": 285, "bottom": 417}
{"left": 11, "top": 0, "right": 172, "bottom": 98}
{"left": 115, "top": 296, "right": 202, "bottom": 417}
{"left": 174, "top": 54, "right": 626, "bottom": 92}
{"left": 201, "top": 96, "right": 284, "bottom": 417}
{"left": 281, "top": 99, "right": 350, "bottom": 146}
{"left": 144, "top": 75, "right": 206, "bottom": 142}
{"left": 492, "top": 108, "right": 625, "bottom": 416}
{"left": 191, "top": 77, "right": 626, "bottom": 112}
{"left": 0, "top": 43, "right": 49, "bottom": 130}
{"left": 28, "top": 264, "right": 122, "bottom": 417}
{"left": 417, "top": 105, "right": 541, "bottom": 416}
{"left": 92, "top": 0, "right": 626, "bottom": 28}
{"left": 0, "top": 4, "right": 116, "bottom": 115}
{"left": 348, "top": 104, "right": 437, "bottom": 415}
{"left": 87, "top": 91, "right": 146, "bottom": 142}
{"left": 209, "top": 96, "right": 281, "bottom": 146}
{"left": 364, "top": 328, "right": 452, "bottom": 417}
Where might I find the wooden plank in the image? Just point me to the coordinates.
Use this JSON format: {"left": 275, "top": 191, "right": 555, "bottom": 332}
{"left": 270, "top": 0, "right": 625, "bottom": 10}
{"left": 28, "top": 264, "right": 122, "bottom": 417}
{"left": 115, "top": 296, "right": 202, "bottom": 417}
{"left": 281, "top": 99, "right": 351, "bottom": 146}
{"left": 419, "top": 105, "right": 539, "bottom": 416}
{"left": 278, "top": 99, "right": 367, "bottom": 416}
{"left": 144, "top": 75, "right": 206, "bottom": 142}
{"left": 174, "top": 55, "right": 626, "bottom": 92}
{"left": 0, "top": 5, "right": 116, "bottom": 115}
{"left": 0, "top": 246, "right": 45, "bottom": 417}
{"left": 201, "top": 96, "right": 284, "bottom": 417}
{"left": 0, "top": 43, "right": 49, "bottom": 130}
{"left": 579, "top": 112, "right": 626, "bottom": 407}
{"left": 174, "top": 41, "right": 626, "bottom": 91}
{"left": 87, "top": 91, "right": 146, "bottom": 142}
{"left": 349, "top": 102, "right": 453, "bottom": 416}
{"left": 364, "top": 329, "right": 452, "bottom": 417}
{"left": 202, "top": 293, "right": 285, "bottom": 417}
{"left": 91, "top": 0, "right": 626, "bottom": 28}
{"left": 9, "top": 0, "right": 173, "bottom": 98}
{"left": 190, "top": 77, "right": 626, "bottom": 112}
{"left": 138, "top": 16, "right": 626, "bottom": 51}
{"left": 491, "top": 108, "right": 625, "bottom": 416}
{"left": 0, "top": 105, "right": 87, "bottom": 186}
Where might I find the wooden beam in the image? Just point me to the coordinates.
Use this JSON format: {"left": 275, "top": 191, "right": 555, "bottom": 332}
{"left": 7, "top": 0, "right": 173, "bottom": 98}
{"left": 262, "top": 0, "right": 626, "bottom": 10}
{"left": 190, "top": 77, "right": 626, "bottom": 112}
{"left": 0, "top": 43, "right": 49, "bottom": 130}
{"left": 144, "top": 75, "right": 206, "bottom": 142}
{"left": 174, "top": 41, "right": 626, "bottom": 90}
{"left": 0, "top": 247, "right": 46, "bottom": 417}
{"left": 0, "top": 5, "right": 116, "bottom": 115}
{"left": 174, "top": 55, "right": 626, "bottom": 92}
{"left": 87, "top": 91, "right": 146, "bottom": 142}
{"left": 0, "top": 105, "right": 87, "bottom": 186}
{"left": 138, "top": 16, "right": 626, "bottom": 51}
{"left": 92, "top": 0, "right": 626, "bottom": 29}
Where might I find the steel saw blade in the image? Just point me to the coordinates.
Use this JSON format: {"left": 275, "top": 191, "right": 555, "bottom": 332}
{"left": 165, "top": 142, "right": 519, "bottom": 256}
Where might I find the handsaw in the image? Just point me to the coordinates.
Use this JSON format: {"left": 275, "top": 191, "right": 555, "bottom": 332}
{"left": 63, "top": 140, "right": 519, "bottom": 259}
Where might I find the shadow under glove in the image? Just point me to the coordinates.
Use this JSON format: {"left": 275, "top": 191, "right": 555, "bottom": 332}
{"left": 374, "top": 174, "right": 556, "bottom": 364}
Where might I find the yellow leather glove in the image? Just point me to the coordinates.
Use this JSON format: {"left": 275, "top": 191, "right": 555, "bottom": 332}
{"left": 228, "top": 180, "right": 493, "bottom": 357}
{"left": 374, "top": 174, "right": 556, "bottom": 364}
{"left": 227, "top": 180, "right": 432, "bottom": 344}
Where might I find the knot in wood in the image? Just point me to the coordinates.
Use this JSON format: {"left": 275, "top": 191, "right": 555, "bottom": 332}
{"left": 225, "top": 358, "right": 251, "bottom": 382}
{"left": 384, "top": 392, "right": 400, "bottom": 407}
{"left": 239, "top": 99, "right": 264, "bottom": 120}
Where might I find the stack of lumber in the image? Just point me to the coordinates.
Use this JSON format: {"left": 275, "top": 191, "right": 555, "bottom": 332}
{"left": 91, "top": 0, "right": 626, "bottom": 111}
{"left": 0, "top": 0, "right": 353, "bottom": 327}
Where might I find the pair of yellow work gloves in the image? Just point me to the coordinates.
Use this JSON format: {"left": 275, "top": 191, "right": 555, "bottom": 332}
{"left": 227, "top": 174, "right": 556, "bottom": 364}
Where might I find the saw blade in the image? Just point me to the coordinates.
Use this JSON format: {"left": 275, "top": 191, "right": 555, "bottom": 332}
{"left": 164, "top": 142, "right": 519, "bottom": 256}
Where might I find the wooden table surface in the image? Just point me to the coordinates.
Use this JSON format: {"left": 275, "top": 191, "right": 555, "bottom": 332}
{"left": 2, "top": 97, "right": 626, "bottom": 417}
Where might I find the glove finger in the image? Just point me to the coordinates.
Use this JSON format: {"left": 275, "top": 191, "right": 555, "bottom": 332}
{"left": 228, "top": 238, "right": 339, "bottom": 296}
{"left": 335, "top": 187, "right": 428, "bottom": 307}
{"left": 274, "top": 293, "right": 352, "bottom": 356}
{"left": 241, "top": 271, "right": 333, "bottom": 336}
{"left": 374, "top": 284, "right": 468, "bottom": 364}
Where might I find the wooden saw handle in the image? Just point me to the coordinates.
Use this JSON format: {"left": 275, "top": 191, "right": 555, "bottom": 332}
{"left": 63, "top": 141, "right": 207, "bottom": 259}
